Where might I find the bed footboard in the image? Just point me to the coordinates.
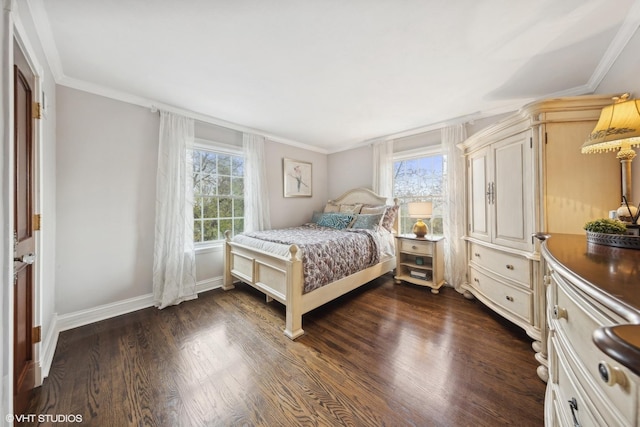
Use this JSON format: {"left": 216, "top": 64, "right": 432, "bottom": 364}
{"left": 224, "top": 231, "right": 305, "bottom": 339}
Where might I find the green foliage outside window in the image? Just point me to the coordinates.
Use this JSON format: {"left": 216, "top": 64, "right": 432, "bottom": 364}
{"left": 193, "top": 149, "right": 244, "bottom": 243}
{"left": 393, "top": 154, "right": 445, "bottom": 236}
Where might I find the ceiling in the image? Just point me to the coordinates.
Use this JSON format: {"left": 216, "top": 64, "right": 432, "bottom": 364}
{"left": 27, "top": 0, "right": 640, "bottom": 152}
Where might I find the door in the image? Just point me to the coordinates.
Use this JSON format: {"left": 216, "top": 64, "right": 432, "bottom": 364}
{"left": 468, "top": 146, "right": 491, "bottom": 242}
{"left": 492, "top": 130, "right": 533, "bottom": 251}
{"left": 13, "top": 42, "right": 37, "bottom": 416}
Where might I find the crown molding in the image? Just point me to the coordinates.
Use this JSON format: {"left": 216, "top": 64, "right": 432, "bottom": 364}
{"left": 22, "top": 0, "right": 640, "bottom": 155}
{"left": 587, "top": 0, "right": 640, "bottom": 92}
{"left": 25, "top": 0, "right": 64, "bottom": 81}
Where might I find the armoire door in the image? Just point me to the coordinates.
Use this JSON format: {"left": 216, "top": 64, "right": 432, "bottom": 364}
{"left": 491, "top": 130, "right": 533, "bottom": 251}
{"left": 468, "top": 146, "right": 491, "bottom": 242}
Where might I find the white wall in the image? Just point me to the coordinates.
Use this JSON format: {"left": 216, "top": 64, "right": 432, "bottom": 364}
{"left": 56, "top": 87, "right": 159, "bottom": 314}
{"left": 266, "top": 140, "right": 329, "bottom": 227}
{"left": 327, "top": 145, "right": 372, "bottom": 199}
{"left": 55, "top": 87, "right": 330, "bottom": 316}
{"left": 595, "top": 26, "right": 640, "bottom": 204}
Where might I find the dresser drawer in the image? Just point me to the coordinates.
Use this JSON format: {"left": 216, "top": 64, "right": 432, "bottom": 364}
{"left": 551, "top": 336, "right": 604, "bottom": 427}
{"left": 468, "top": 266, "right": 532, "bottom": 323}
{"left": 398, "top": 239, "right": 433, "bottom": 255}
{"left": 469, "top": 243, "right": 530, "bottom": 287}
{"left": 551, "top": 273, "right": 636, "bottom": 425}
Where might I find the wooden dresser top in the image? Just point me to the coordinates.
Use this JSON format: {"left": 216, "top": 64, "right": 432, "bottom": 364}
{"left": 544, "top": 233, "right": 640, "bottom": 375}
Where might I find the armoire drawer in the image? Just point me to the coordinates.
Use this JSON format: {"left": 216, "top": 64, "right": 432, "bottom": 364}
{"left": 469, "top": 243, "right": 530, "bottom": 287}
{"left": 468, "top": 266, "right": 532, "bottom": 323}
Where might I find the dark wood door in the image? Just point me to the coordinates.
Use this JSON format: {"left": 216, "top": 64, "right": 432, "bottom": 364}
{"left": 13, "top": 45, "right": 36, "bottom": 417}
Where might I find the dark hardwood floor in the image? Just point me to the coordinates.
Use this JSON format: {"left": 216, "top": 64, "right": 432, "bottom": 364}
{"left": 24, "top": 274, "right": 545, "bottom": 426}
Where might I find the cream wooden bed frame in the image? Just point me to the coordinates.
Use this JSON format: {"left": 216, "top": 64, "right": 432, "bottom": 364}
{"left": 223, "top": 187, "right": 397, "bottom": 340}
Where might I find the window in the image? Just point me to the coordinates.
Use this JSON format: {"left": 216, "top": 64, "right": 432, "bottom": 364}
{"left": 393, "top": 152, "right": 445, "bottom": 236}
{"left": 192, "top": 144, "right": 244, "bottom": 244}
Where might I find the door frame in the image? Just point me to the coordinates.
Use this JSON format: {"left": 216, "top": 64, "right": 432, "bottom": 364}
{"left": 2, "top": 1, "right": 45, "bottom": 418}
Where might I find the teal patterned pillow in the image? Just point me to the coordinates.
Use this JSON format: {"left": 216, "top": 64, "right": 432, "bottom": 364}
{"left": 316, "top": 213, "right": 354, "bottom": 229}
{"left": 351, "top": 213, "right": 383, "bottom": 229}
{"left": 311, "top": 211, "right": 324, "bottom": 223}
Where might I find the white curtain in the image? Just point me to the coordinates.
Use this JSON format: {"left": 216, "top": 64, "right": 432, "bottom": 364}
{"left": 372, "top": 139, "right": 394, "bottom": 199}
{"left": 153, "top": 111, "right": 197, "bottom": 309}
{"left": 243, "top": 133, "right": 271, "bottom": 232}
{"left": 441, "top": 124, "right": 468, "bottom": 291}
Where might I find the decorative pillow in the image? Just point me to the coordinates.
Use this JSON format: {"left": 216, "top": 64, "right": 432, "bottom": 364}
{"left": 350, "top": 213, "right": 384, "bottom": 229}
{"left": 380, "top": 205, "right": 399, "bottom": 232}
{"left": 360, "top": 205, "right": 387, "bottom": 215}
{"left": 310, "top": 211, "right": 324, "bottom": 223}
{"left": 323, "top": 202, "right": 340, "bottom": 213}
{"left": 339, "top": 203, "right": 363, "bottom": 214}
{"left": 316, "top": 213, "right": 355, "bottom": 229}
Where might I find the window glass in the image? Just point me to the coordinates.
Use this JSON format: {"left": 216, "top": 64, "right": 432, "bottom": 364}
{"left": 393, "top": 154, "right": 445, "bottom": 236}
{"left": 193, "top": 147, "right": 244, "bottom": 244}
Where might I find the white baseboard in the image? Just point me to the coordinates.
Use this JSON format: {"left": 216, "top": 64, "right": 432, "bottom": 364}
{"left": 40, "top": 276, "right": 224, "bottom": 379}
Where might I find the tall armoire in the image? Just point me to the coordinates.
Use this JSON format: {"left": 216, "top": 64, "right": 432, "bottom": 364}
{"left": 459, "top": 95, "right": 622, "bottom": 381}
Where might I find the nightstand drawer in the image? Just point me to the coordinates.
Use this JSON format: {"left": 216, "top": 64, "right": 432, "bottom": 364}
{"left": 469, "top": 243, "right": 530, "bottom": 287}
{"left": 398, "top": 239, "right": 433, "bottom": 255}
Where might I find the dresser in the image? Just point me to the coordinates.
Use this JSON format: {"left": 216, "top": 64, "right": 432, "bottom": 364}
{"left": 460, "top": 95, "right": 622, "bottom": 380}
{"left": 542, "top": 234, "right": 640, "bottom": 426}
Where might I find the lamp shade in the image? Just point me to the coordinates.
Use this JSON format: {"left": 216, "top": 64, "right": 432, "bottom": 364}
{"left": 408, "top": 202, "right": 432, "bottom": 218}
{"left": 581, "top": 94, "right": 640, "bottom": 154}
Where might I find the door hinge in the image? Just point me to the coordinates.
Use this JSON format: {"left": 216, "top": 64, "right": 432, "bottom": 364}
{"left": 33, "top": 102, "right": 42, "bottom": 119}
{"left": 33, "top": 214, "right": 41, "bottom": 231}
{"left": 32, "top": 326, "right": 41, "bottom": 344}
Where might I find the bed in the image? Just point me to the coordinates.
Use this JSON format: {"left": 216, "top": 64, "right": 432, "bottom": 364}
{"left": 223, "top": 187, "right": 398, "bottom": 339}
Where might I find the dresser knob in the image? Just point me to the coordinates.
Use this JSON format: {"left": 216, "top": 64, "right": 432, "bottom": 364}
{"left": 474, "top": 252, "right": 480, "bottom": 257}
{"left": 505, "top": 295, "right": 514, "bottom": 302}
{"left": 506, "top": 264, "right": 514, "bottom": 270}
{"left": 474, "top": 278, "right": 479, "bottom": 283}
{"left": 598, "top": 361, "right": 628, "bottom": 388}
{"left": 552, "top": 305, "right": 567, "bottom": 320}
{"left": 412, "top": 245, "right": 418, "bottom": 250}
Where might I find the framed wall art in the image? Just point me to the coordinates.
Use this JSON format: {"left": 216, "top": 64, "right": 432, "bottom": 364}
{"left": 283, "top": 158, "right": 312, "bottom": 197}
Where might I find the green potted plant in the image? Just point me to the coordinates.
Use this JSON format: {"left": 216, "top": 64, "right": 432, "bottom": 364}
{"left": 583, "top": 218, "right": 640, "bottom": 249}
{"left": 583, "top": 218, "right": 627, "bottom": 235}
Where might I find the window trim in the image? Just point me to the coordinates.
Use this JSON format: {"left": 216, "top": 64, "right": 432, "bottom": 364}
{"left": 192, "top": 138, "right": 244, "bottom": 250}
{"left": 393, "top": 144, "right": 442, "bottom": 162}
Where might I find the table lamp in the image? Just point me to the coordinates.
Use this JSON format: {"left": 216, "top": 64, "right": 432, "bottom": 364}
{"left": 408, "top": 202, "right": 432, "bottom": 238}
{"left": 581, "top": 93, "right": 640, "bottom": 223}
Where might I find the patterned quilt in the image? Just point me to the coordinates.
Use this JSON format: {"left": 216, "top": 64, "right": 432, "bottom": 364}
{"left": 241, "top": 225, "right": 380, "bottom": 293}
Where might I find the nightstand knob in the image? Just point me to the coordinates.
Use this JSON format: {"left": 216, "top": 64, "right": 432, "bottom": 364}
{"left": 412, "top": 245, "right": 418, "bottom": 250}
{"left": 474, "top": 252, "right": 480, "bottom": 257}
{"left": 552, "top": 305, "right": 568, "bottom": 320}
{"left": 598, "top": 361, "right": 628, "bottom": 387}
{"left": 473, "top": 278, "right": 479, "bottom": 283}
{"left": 505, "top": 295, "right": 514, "bottom": 302}
{"left": 506, "top": 264, "right": 514, "bottom": 270}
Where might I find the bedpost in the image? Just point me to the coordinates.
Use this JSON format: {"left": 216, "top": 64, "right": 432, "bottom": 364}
{"left": 222, "top": 230, "right": 235, "bottom": 290}
{"left": 284, "top": 244, "right": 304, "bottom": 339}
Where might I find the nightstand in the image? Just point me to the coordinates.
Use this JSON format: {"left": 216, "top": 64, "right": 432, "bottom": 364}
{"left": 394, "top": 235, "right": 445, "bottom": 293}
